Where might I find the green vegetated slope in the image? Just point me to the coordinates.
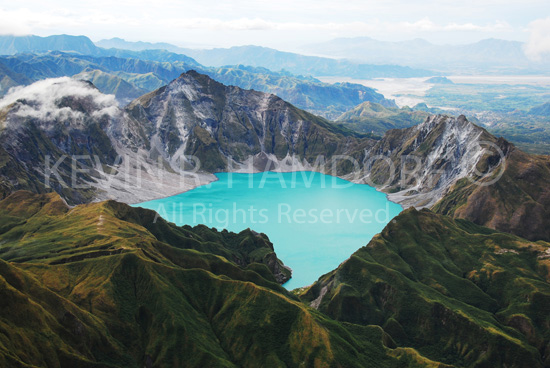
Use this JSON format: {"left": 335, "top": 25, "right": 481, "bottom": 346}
{"left": 0, "top": 191, "right": 443, "bottom": 368}
{"left": 73, "top": 69, "right": 148, "bottom": 105}
{"left": 301, "top": 207, "right": 550, "bottom": 367}
{"left": 0, "top": 61, "right": 32, "bottom": 94}
{"left": 335, "top": 101, "right": 430, "bottom": 135}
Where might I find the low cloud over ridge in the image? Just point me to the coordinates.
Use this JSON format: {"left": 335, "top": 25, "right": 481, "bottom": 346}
{"left": 0, "top": 77, "right": 120, "bottom": 124}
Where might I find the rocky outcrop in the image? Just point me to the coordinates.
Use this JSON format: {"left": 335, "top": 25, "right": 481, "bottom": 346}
{"left": 364, "top": 114, "right": 500, "bottom": 208}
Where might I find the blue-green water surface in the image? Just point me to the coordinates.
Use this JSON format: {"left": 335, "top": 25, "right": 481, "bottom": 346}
{"left": 134, "top": 171, "right": 402, "bottom": 289}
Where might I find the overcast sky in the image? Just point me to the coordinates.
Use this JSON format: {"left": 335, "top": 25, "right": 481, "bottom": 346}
{"left": 0, "top": 0, "right": 549, "bottom": 54}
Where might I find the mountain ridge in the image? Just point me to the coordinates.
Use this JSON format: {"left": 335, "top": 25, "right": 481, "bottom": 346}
{"left": 0, "top": 34, "right": 434, "bottom": 79}
{"left": 1, "top": 72, "right": 549, "bottom": 243}
{"left": 300, "top": 207, "right": 550, "bottom": 367}
{"left": 0, "top": 51, "right": 396, "bottom": 119}
{"left": 0, "top": 190, "right": 451, "bottom": 367}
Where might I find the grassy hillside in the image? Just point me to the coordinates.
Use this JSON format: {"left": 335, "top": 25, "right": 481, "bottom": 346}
{"left": 73, "top": 69, "right": 148, "bottom": 105}
{"left": 0, "top": 191, "right": 443, "bottom": 367}
{"left": 335, "top": 101, "right": 429, "bottom": 135}
{"left": 301, "top": 208, "right": 550, "bottom": 367}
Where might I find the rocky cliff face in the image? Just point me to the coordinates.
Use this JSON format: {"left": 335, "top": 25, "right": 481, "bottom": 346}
{"left": 0, "top": 77, "right": 215, "bottom": 204}
{"left": 126, "top": 70, "right": 370, "bottom": 172}
{"left": 0, "top": 72, "right": 372, "bottom": 204}
{"left": 364, "top": 114, "right": 500, "bottom": 208}
{"left": 358, "top": 114, "right": 550, "bottom": 241}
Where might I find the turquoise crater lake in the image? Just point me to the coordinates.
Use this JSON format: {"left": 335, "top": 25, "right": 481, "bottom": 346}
{"left": 134, "top": 171, "right": 402, "bottom": 289}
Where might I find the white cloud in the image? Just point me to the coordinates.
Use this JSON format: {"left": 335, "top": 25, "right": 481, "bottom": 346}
{"left": 0, "top": 6, "right": 514, "bottom": 36}
{"left": 160, "top": 16, "right": 512, "bottom": 35}
{"left": 0, "top": 8, "right": 81, "bottom": 33}
{"left": 0, "top": 78, "right": 119, "bottom": 126}
{"left": 0, "top": 1, "right": 536, "bottom": 48}
{"left": 524, "top": 17, "right": 550, "bottom": 61}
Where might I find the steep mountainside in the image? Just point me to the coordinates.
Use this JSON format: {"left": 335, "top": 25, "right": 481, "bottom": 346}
{"left": 301, "top": 208, "right": 550, "bottom": 367}
{"left": 347, "top": 113, "right": 550, "bottom": 242}
{"left": 125, "top": 70, "right": 371, "bottom": 172}
{"left": 0, "top": 191, "right": 290, "bottom": 282}
{"left": 0, "top": 77, "right": 215, "bottom": 204}
{"left": 433, "top": 144, "right": 550, "bottom": 241}
{"left": 365, "top": 115, "right": 499, "bottom": 208}
{"left": 0, "top": 191, "right": 443, "bottom": 367}
{"left": 0, "top": 60, "right": 32, "bottom": 95}
{"left": 0, "top": 73, "right": 372, "bottom": 204}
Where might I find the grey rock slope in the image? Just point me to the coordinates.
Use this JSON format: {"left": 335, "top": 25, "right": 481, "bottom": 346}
{"left": 365, "top": 114, "right": 501, "bottom": 208}
{"left": 0, "top": 72, "right": 372, "bottom": 204}
{"left": 126, "top": 70, "right": 370, "bottom": 172}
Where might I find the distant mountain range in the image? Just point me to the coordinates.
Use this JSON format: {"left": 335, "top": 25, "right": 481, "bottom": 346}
{"left": 0, "top": 51, "right": 396, "bottom": 119}
{"left": 96, "top": 36, "right": 550, "bottom": 76}
{"left": 0, "top": 34, "right": 408, "bottom": 118}
{"left": 0, "top": 34, "right": 99, "bottom": 55}
{"left": 172, "top": 44, "right": 432, "bottom": 78}
{"left": 303, "top": 37, "right": 550, "bottom": 74}
{"left": 96, "top": 36, "right": 191, "bottom": 53}
{"left": 4, "top": 34, "right": 549, "bottom": 77}
{"left": 0, "top": 34, "right": 433, "bottom": 79}
{"left": 0, "top": 34, "right": 200, "bottom": 65}
{"left": 96, "top": 37, "right": 433, "bottom": 78}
